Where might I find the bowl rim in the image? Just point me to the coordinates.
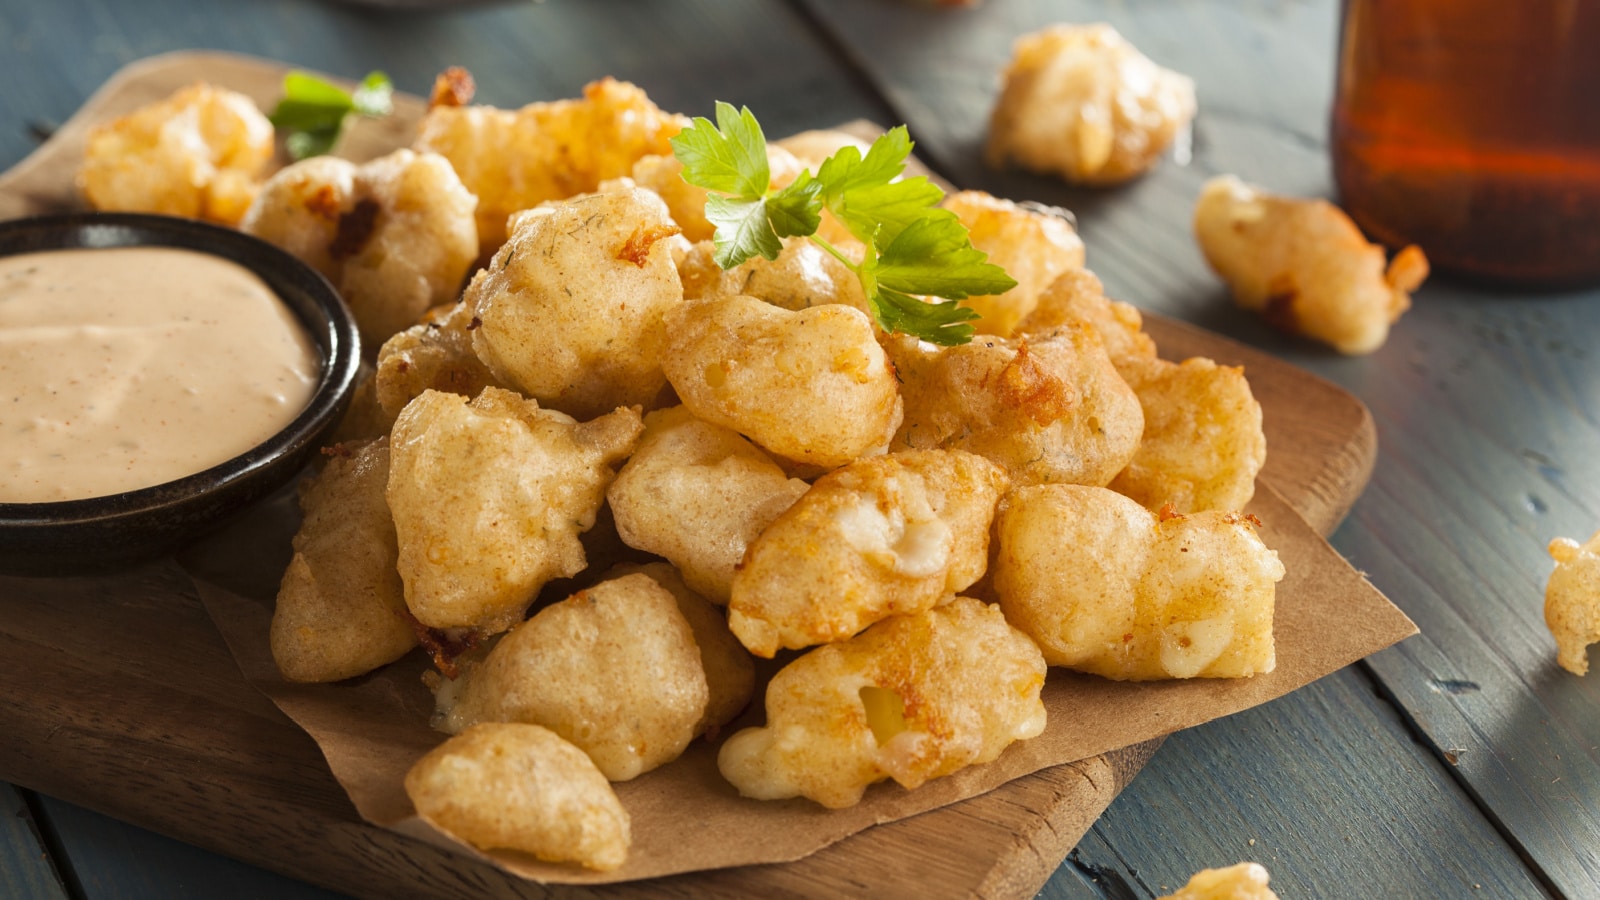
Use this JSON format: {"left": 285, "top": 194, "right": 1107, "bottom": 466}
{"left": 0, "top": 211, "right": 361, "bottom": 524}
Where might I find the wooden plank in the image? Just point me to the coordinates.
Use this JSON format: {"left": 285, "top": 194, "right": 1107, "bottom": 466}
{"left": 0, "top": 559, "right": 1150, "bottom": 900}
{"left": 1339, "top": 314, "right": 1600, "bottom": 892}
{"left": 792, "top": 0, "right": 1600, "bottom": 895}
{"left": 0, "top": 785, "right": 68, "bottom": 900}
{"left": 1051, "top": 669, "right": 1551, "bottom": 899}
{"left": 29, "top": 794, "right": 345, "bottom": 900}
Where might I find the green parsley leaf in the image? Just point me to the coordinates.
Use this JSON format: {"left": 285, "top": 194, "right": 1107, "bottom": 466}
{"left": 832, "top": 177, "right": 945, "bottom": 248}
{"left": 285, "top": 129, "right": 340, "bottom": 161}
{"left": 269, "top": 70, "right": 394, "bottom": 160}
{"left": 873, "top": 287, "right": 979, "bottom": 347}
{"left": 281, "top": 71, "right": 353, "bottom": 109}
{"left": 872, "top": 211, "right": 1018, "bottom": 299}
{"left": 815, "top": 127, "right": 944, "bottom": 246}
{"left": 671, "top": 105, "right": 1017, "bottom": 345}
{"left": 815, "top": 126, "right": 911, "bottom": 201}
{"left": 766, "top": 172, "right": 823, "bottom": 239}
{"left": 706, "top": 195, "right": 783, "bottom": 268}
{"left": 671, "top": 102, "right": 771, "bottom": 199}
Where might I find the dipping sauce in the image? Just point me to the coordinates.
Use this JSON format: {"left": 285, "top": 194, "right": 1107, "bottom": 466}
{"left": 0, "top": 246, "right": 320, "bottom": 503}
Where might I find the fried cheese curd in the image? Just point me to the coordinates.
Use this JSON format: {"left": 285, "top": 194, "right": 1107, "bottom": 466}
{"left": 374, "top": 301, "right": 508, "bottom": 425}
{"left": 387, "top": 387, "right": 643, "bottom": 634}
{"left": 631, "top": 146, "right": 804, "bottom": 243}
{"left": 465, "top": 187, "right": 683, "bottom": 421}
{"left": 719, "top": 597, "right": 1047, "bottom": 809}
{"left": 993, "top": 485, "right": 1283, "bottom": 680}
{"left": 79, "top": 82, "right": 273, "bottom": 225}
{"left": 662, "top": 295, "right": 902, "bottom": 469}
{"left": 241, "top": 148, "right": 479, "bottom": 348}
{"left": 1022, "top": 270, "right": 1266, "bottom": 513}
{"left": 1110, "top": 356, "right": 1265, "bottom": 513}
{"left": 1159, "top": 863, "right": 1280, "bottom": 900}
{"left": 1546, "top": 529, "right": 1600, "bottom": 676}
{"left": 1018, "top": 268, "right": 1155, "bottom": 368}
{"left": 885, "top": 324, "right": 1143, "bottom": 488}
{"left": 1194, "top": 175, "right": 1429, "bottom": 355}
{"left": 986, "top": 24, "right": 1197, "bottom": 186}
{"left": 729, "top": 450, "right": 1009, "bottom": 657}
{"left": 942, "top": 191, "right": 1085, "bottom": 336}
{"left": 271, "top": 437, "right": 417, "bottom": 683}
{"left": 607, "top": 406, "right": 809, "bottom": 603}
{"left": 405, "top": 723, "right": 630, "bottom": 871}
{"left": 431, "top": 572, "right": 709, "bottom": 781}
{"left": 676, "top": 237, "right": 869, "bottom": 316}
{"left": 414, "top": 76, "right": 689, "bottom": 254}
{"left": 606, "top": 562, "right": 756, "bottom": 734}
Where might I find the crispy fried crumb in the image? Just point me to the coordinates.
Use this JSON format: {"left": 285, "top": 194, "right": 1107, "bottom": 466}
{"left": 996, "top": 340, "right": 1074, "bottom": 426}
{"left": 429, "top": 67, "right": 476, "bottom": 109}
{"left": 1546, "top": 530, "right": 1600, "bottom": 675}
{"left": 617, "top": 223, "right": 682, "bottom": 267}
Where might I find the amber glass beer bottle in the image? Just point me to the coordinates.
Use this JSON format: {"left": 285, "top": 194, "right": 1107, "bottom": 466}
{"left": 1331, "top": 0, "right": 1600, "bottom": 286}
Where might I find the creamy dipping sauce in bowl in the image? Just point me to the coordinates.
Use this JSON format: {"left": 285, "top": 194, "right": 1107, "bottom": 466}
{"left": 1, "top": 247, "right": 321, "bottom": 502}
{"left": 0, "top": 213, "right": 360, "bottom": 576}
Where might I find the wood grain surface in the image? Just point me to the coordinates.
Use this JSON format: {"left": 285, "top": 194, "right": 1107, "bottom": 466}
{"left": 0, "top": 46, "right": 1382, "bottom": 900}
{"left": 794, "top": 1, "right": 1600, "bottom": 895}
{"left": 0, "top": 552, "right": 1166, "bottom": 900}
{"left": 0, "top": 786, "right": 66, "bottom": 900}
{"left": 29, "top": 794, "right": 341, "bottom": 899}
{"left": 4, "top": 0, "right": 1592, "bottom": 896}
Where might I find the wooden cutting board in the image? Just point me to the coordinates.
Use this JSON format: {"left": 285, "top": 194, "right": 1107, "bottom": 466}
{"left": 0, "top": 52, "right": 1376, "bottom": 899}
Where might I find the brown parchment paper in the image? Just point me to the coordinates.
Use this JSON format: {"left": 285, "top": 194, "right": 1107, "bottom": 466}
{"left": 182, "top": 478, "right": 1416, "bottom": 886}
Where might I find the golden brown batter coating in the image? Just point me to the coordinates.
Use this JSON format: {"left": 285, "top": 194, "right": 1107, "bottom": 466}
{"left": 405, "top": 723, "right": 631, "bottom": 871}
{"left": 80, "top": 82, "right": 273, "bottom": 225}
{"left": 887, "top": 324, "right": 1143, "bottom": 488}
{"left": 1546, "top": 529, "right": 1600, "bottom": 676}
{"left": 465, "top": 187, "right": 683, "bottom": 421}
{"left": 1194, "top": 175, "right": 1428, "bottom": 355}
{"left": 242, "top": 148, "right": 479, "bottom": 348}
{"left": 387, "top": 388, "right": 641, "bottom": 634}
{"left": 271, "top": 438, "right": 416, "bottom": 682}
{"left": 718, "top": 597, "right": 1047, "bottom": 808}
{"left": 430, "top": 572, "right": 709, "bottom": 781}
{"left": 415, "top": 77, "right": 688, "bottom": 254}
{"left": 943, "top": 191, "right": 1085, "bottom": 337}
{"left": 729, "top": 450, "right": 1008, "bottom": 657}
{"left": 663, "top": 295, "right": 901, "bottom": 470}
{"left": 607, "top": 406, "right": 808, "bottom": 603}
{"left": 993, "top": 485, "right": 1282, "bottom": 680}
{"left": 373, "top": 301, "right": 507, "bottom": 423}
{"left": 987, "top": 24, "right": 1196, "bottom": 186}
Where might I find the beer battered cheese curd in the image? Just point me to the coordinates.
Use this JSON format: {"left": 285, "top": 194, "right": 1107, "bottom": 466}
{"left": 0, "top": 246, "right": 319, "bottom": 502}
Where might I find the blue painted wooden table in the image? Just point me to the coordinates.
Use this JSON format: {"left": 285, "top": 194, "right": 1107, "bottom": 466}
{"left": 0, "top": 0, "right": 1595, "bottom": 897}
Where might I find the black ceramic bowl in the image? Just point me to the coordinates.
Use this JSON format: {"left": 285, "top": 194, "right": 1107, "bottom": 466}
{"left": 0, "top": 213, "right": 361, "bottom": 577}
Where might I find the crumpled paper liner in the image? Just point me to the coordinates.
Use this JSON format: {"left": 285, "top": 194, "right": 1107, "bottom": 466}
{"left": 185, "top": 480, "right": 1416, "bottom": 885}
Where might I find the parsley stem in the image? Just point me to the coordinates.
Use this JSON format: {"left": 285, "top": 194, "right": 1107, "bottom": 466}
{"left": 806, "top": 234, "right": 860, "bottom": 274}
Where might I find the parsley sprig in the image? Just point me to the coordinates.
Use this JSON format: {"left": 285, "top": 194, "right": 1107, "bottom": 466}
{"left": 670, "top": 103, "right": 1015, "bottom": 346}
{"left": 268, "top": 70, "right": 394, "bottom": 160}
